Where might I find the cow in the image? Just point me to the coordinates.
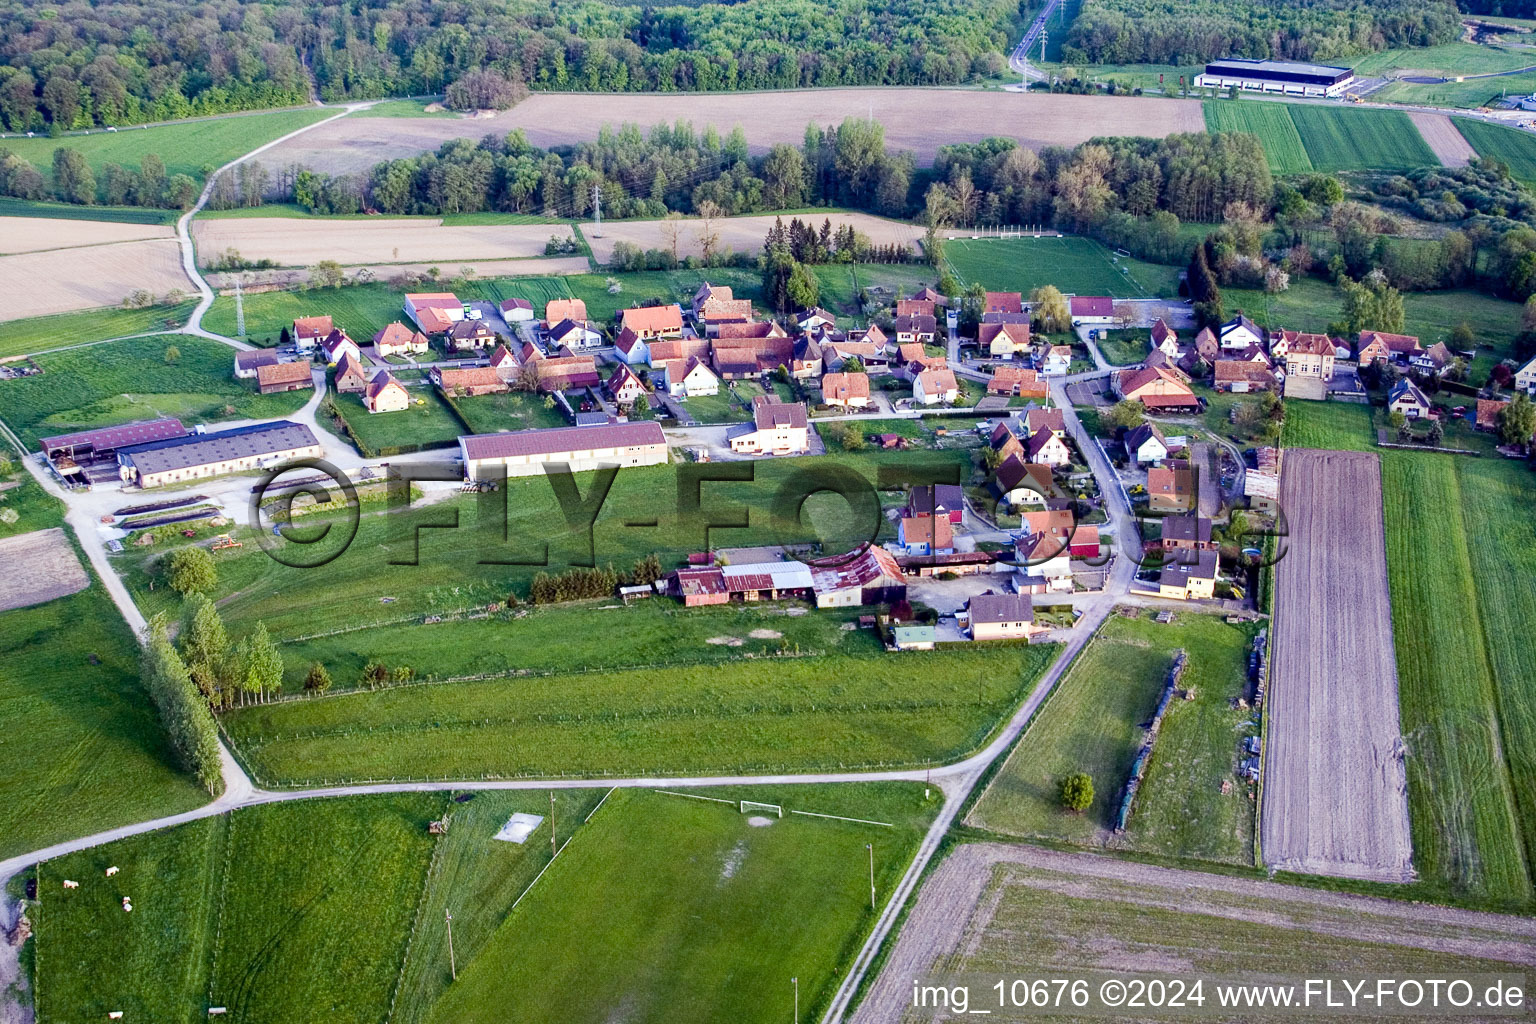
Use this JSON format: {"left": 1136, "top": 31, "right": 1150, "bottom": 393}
{"left": 105, "top": 866, "right": 119, "bottom": 877}
{"left": 61, "top": 879, "right": 79, "bottom": 889}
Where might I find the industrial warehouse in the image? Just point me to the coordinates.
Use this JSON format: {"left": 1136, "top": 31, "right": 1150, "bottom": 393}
{"left": 1195, "top": 58, "right": 1355, "bottom": 97}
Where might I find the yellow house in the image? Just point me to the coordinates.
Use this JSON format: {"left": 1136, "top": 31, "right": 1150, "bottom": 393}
{"left": 1155, "top": 549, "right": 1219, "bottom": 600}
{"left": 966, "top": 592, "right": 1050, "bottom": 640}
{"left": 364, "top": 371, "right": 411, "bottom": 413}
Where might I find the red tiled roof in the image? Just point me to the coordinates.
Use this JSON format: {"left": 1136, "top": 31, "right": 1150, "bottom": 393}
{"left": 620, "top": 304, "right": 683, "bottom": 334}
{"left": 258, "top": 361, "right": 313, "bottom": 387}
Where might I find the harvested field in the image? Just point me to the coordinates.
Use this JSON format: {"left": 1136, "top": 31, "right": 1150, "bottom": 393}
{"left": 258, "top": 91, "right": 1206, "bottom": 175}
{"left": 587, "top": 212, "right": 921, "bottom": 264}
{"left": 1410, "top": 112, "right": 1478, "bottom": 167}
{"left": 191, "top": 217, "right": 576, "bottom": 268}
{"left": 0, "top": 239, "right": 187, "bottom": 321}
{"left": 206, "top": 256, "right": 589, "bottom": 291}
{"left": 0, "top": 216, "right": 175, "bottom": 255}
{"left": 0, "top": 527, "right": 89, "bottom": 612}
{"left": 852, "top": 843, "right": 1536, "bottom": 1024}
{"left": 1264, "top": 448, "right": 1413, "bottom": 882}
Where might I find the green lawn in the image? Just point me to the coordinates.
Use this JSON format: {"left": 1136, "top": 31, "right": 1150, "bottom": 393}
{"left": 1203, "top": 100, "right": 1314, "bottom": 174}
{"left": 942, "top": 235, "right": 1182, "bottom": 298}
{"left": 3, "top": 108, "right": 333, "bottom": 187}
{"left": 0, "top": 547, "right": 205, "bottom": 861}
{"left": 814, "top": 263, "right": 941, "bottom": 323}
{"left": 1279, "top": 399, "right": 1376, "bottom": 451}
{"left": 0, "top": 196, "right": 177, "bottom": 224}
{"left": 969, "top": 611, "right": 1258, "bottom": 865}
{"left": 350, "top": 99, "right": 459, "bottom": 119}
{"left": 0, "top": 335, "right": 311, "bottom": 448}
{"left": 328, "top": 388, "right": 465, "bottom": 454}
{"left": 1351, "top": 42, "right": 1536, "bottom": 77}
{"left": 1094, "top": 328, "right": 1148, "bottom": 366}
{"left": 0, "top": 301, "right": 196, "bottom": 360}
{"left": 451, "top": 389, "right": 568, "bottom": 433}
{"left": 427, "top": 785, "right": 935, "bottom": 1024}
{"left": 1456, "top": 118, "right": 1536, "bottom": 183}
{"left": 0, "top": 470, "right": 65, "bottom": 537}
{"left": 1375, "top": 72, "right": 1536, "bottom": 109}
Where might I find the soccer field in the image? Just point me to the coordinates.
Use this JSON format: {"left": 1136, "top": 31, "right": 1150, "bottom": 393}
{"left": 942, "top": 236, "right": 1180, "bottom": 298}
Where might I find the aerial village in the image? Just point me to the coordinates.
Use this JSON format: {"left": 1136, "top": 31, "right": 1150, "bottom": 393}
{"left": 34, "top": 278, "right": 1536, "bottom": 651}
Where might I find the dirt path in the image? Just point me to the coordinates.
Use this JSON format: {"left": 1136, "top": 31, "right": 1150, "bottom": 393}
{"left": 1264, "top": 449, "right": 1413, "bottom": 882}
{"left": 1409, "top": 112, "right": 1478, "bottom": 167}
{"left": 850, "top": 842, "right": 1536, "bottom": 1024}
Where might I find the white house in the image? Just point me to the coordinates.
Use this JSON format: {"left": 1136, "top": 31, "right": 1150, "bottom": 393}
{"left": 1219, "top": 313, "right": 1264, "bottom": 351}
{"left": 548, "top": 318, "right": 604, "bottom": 351}
{"left": 614, "top": 328, "right": 651, "bottom": 367}
{"left": 1041, "top": 345, "right": 1072, "bottom": 376}
{"left": 499, "top": 297, "right": 535, "bottom": 323}
{"left": 1516, "top": 355, "right": 1536, "bottom": 395}
{"left": 913, "top": 368, "right": 959, "bottom": 405}
{"left": 1125, "top": 422, "right": 1169, "bottom": 464}
{"left": 1388, "top": 378, "right": 1432, "bottom": 419}
{"left": 1025, "top": 427, "right": 1072, "bottom": 468}
{"left": 1015, "top": 530, "right": 1073, "bottom": 593}
{"left": 663, "top": 356, "right": 720, "bottom": 397}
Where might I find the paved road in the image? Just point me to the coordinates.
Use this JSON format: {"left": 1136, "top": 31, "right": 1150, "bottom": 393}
{"left": 1009, "top": 0, "right": 1062, "bottom": 80}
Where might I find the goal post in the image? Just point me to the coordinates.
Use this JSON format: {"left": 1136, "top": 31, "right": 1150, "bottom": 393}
{"left": 739, "top": 800, "right": 783, "bottom": 818}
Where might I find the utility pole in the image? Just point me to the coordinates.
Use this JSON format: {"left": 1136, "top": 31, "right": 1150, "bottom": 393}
{"left": 590, "top": 184, "right": 602, "bottom": 238}
{"left": 550, "top": 792, "right": 557, "bottom": 859}
{"left": 866, "top": 843, "right": 876, "bottom": 911}
{"left": 1039, "top": 28, "right": 1047, "bottom": 66}
{"left": 445, "top": 909, "right": 457, "bottom": 981}
{"left": 792, "top": 977, "right": 799, "bottom": 1023}
{"left": 234, "top": 272, "right": 246, "bottom": 339}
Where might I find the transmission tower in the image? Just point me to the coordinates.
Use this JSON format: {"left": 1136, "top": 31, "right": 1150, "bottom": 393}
{"left": 590, "top": 184, "right": 603, "bottom": 238}
{"left": 234, "top": 273, "right": 246, "bottom": 339}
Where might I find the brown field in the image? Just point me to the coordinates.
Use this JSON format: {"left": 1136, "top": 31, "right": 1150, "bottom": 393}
{"left": 256, "top": 90, "right": 1207, "bottom": 176}
{"left": 588, "top": 211, "right": 922, "bottom": 264}
{"left": 0, "top": 239, "right": 188, "bottom": 320}
{"left": 205, "top": 256, "right": 589, "bottom": 291}
{"left": 1409, "top": 112, "right": 1477, "bottom": 167}
{"left": 1264, "top": 448, "right": 1413, "bottom": 882}
{"left": 854, "top": 843, "right": 1536, "bottom": 1024}
{"left": 0, "top": 217, "right": 175, "bottom": 255}
{"left": 0, "top": 528, "right": 89, "bottom": 612}
{"left": 191, "top": 218, "right": 576, "bottom": 268}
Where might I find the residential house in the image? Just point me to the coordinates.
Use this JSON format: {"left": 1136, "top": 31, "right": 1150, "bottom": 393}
{"left": 913, "top": 367, "right": 959, "bottom": 405}
{"left": 1114, "top": 366, "right": 1200, "bottom": 413}
{"left": 373, "top": 323, "right": 430, "bottom": 358}
{"left": 403, "top": 293, "right": 464, "bottom": 335}
{"left": 363, "top": 371, "right": 410, "bottom": 414}
{"left": 614, "top": 328, "right": 650, "bottom": 367}
{"left": 810, "top": 544, "right": 907, "bottom": 608}
{"left": 233, "top": 349, "right": 279, "bottom": 380}
{"left": 332, "top": 352, "right": 369, "bottom": 394}
{"left": 1154, "top": 549, "right": 1219, "bottom": 601}
{"left": 990, "top": 422, "right": 1026, "bottom": 465}
{"left": 1189, "top": 325, "right": 1220, "bottom": 369}
{"left": 790, "top": 335, "right": 824, "bottom": 379}
{"left": 983, "top": 291, "right": 1024, "bottom": 316}
{"left": 1021, "top": 507, "right": 1075, "bottom": 541}
{"left": 547, "top": 318, "right": 604, "bottom": 351}
{"left": 987, "top": 366, "right": 1048, "bottom": 398}
{"left": 994, "top": 456, "right": 1054, "bottom": 507}
{"left": 256, "top": 361, "right": 313, "bottom": 395}
{"left": 498, "top": 297, "right": 534, "bottom": 323}
{"left": 661, "top": 356, "right": 720, "bottom": 397}
{"left": 1147, "top": 465, "right": 1195, "bottom": 511}
{"left": 606, "top": 363, "right": 646, "bottom": 405}
{"left": 1516, "top": 355, "right": 1536, "bottom": 394}
{"left": 1069, "top": 296, "right": 1114, "bottom": 324}
{"left": 912, "top": 286, "right": 946, "bottom": 306}
{"left": 1356, "top": 330, "right": 1421, "bottom": 365}
{"left": 1213, "top": 360, "right": 1277, "bottom": 393}
{"left": 488, "top": 343, "right": 519, "bottom": 381}
{"left": 966, "top": 592, "right": 1047, "bottom": 641}
{"left": 1125, "top": 421, "right": 1169, "bottom": 464}
{"left": 1150, "top": 319, "right": 1178, "bottom": 357}
{"left": 291, "top": 315, "right": 333, "bottom": 353}
{"left": 446, "top": 318, "right": 499, "bottom": 352}
{"left": 1160, "top": 515, "right": 1216, "bottom": 553}
{"left": 1041, "top": 345, "right": 1073, "bottom": 376}
{"left": 728, "top": 395, "right": 809, "bottom": 455}
{"left": 796, "top": 307, "right": 837, "bottom": 333}
{"left": 433, "top": 365, "right": 508, "bottom": 397}
{"left": 1025, "top": 427, "right": 1071, "bottom": 468}
{"left": 896, "top": 513, "right": 954, "bottom": 556}
{"left": 1014, "top": 530, "right": 1072, "bottom": 594}
{"left": 1410, "top": 341, "right": 1453, "bottom": 376}
{"left": 458, "top": 422, "right": 668, "bottom": 481}
{"left": 1024, "top": 408, "right": 1066, "bottom": 438}
{"left": 1282, "top": 332, "right": 1336, "bottom": 379}
{"left": 1219, "top": 313, "right": 1264, "bottom": 351}
{"left": 1070, "top": 525, "right": 1100, "bottom": 558}
{"left": 823, "top": 338, "right": 888, "bottom": 373}
{"left": 543, "top": 298, "right": 589, "bottom": 329}
{"left": 908, "top": 484, "right": 966, "bottom": 525}
{"left": 893, "top": 314, "right": 937, "bottom": 346}
{"left": 896, "top": 298, "right": 937, "bottom": 319}
{"left": 820, "top": 371, "right": 871, "bottom": 408}
{"left": 891, "top": 626, "right": 936, "bottom": 650}
{"left": 979, "top": 321, "right": 1032, "bottom": 360}
{"left": 1477, "top": 396, "right": 1510, "bottom": 430}
{"left": 717, "top": 321, "right": 788, "bottom": 343}
{"left": 692, "top": 283, "right": 754, "bottom": 334}
{"left": 1388, "top": 378, "right": 1432, "bottom": 419}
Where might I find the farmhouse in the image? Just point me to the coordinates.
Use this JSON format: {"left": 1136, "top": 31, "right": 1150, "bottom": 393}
{"left": 1069, "top": 296, "right": 1114, "bottom": 324}
{"left": 661, "top": 356, "right": 720, "bottom": 397}
{"left": 796, "top": 307, "right": 837, "bottom": 333}
{"left": 987, "top": 366, "right": 1048, "bottom": 397}
{"left": 433, "top": 365, "right": 509, "bottom": 397}
{"left": 291, "top": 315, "right": 333, "bottom": 352}
{"left": 790, "top": 335, "right": 824, "bottom": 379}
{"left": 373, "top": 323, "right": 430, "bottom": 358}
{"left": 712, "top": 337, "right": 794, "bottom": 379}
{"left": 978, "top": 321, "right": 1032, "bottom": 359}
{"left": 1515, "top": 355, "right": 1536, "bottom": 393}
{"left": 1125, "top": 421, "right": 1169, "bottom": 464}
{"left": 621, "top": 304, "right": 685, "bottom": 340}
{"left": 912, "top": 286, "right": 946, "bottom": 306}
{"left": 670, "top": 567, "right": 730, "bottom": 607}
{"left": 1191, "top": 326, "right": 1220, "bottom": 366}
{"left": 1150, "top": 319, "right": 1177, "bottom": 357}
{"left": 717, "top": 321, "right": 788, "bottom": 343}
{"left": 1196, "top": 58, "right": 1355, "bottom": 97}
{"left": 983, "top": 292, "right": 1024, "bottom": 315}
{"left": 820, "top": 371, "right": 871, "bottom": 408}
{"left": 1213, "top": 359, "right": 1277, "bottom": 393}
{"left": 363, "top": 371, "right": 410, "bottom": 414}
{"left": 994, "top": 457, "right": 1054, "bottom": 507}
{"left": 966, "top": 592, "right": 1047, "bottom": 641}
{"left": 543, "top": 298, "right": 589, "bottom": 328}
{"left": 647, "top": 336, "right": 711, "bottom": 367}
{"left": 256, "top": 360, "right": 314, "bottom": 395}
{"left": 332, "top": 352, "right": 369, "bottom": 394}
{"left": 1387, "top": 378, "right": 1432, "bottom": 419}
{"left": 810, "top": 545, "right": 907, "bottom": 608}
{"left": 535, "top": 354, "right": 601, "bottom": 393}
{"left": 458, "top": 421, "right": 669, "bottom": 481}
{"left": 1356, "top": 330, "right": 1421, "bottom": 365}
{"left": 1147, "top": 465, "right": 1195, "bottom": 511}
{"left": 499, "top": 297, "right": 534, "bottom": 323}
{"left": 488, "top": 344, "right": 518, "bottom": 380}
{"left": 896, "top": 298, "right": 936, "bottom": 318}
{"left": 605, "top": 363, "right": 646, "bottom": 405}
{"left": 1409, "top": 341, "right": 1453, "bottom": 376}
{"left": 117, "top": 420, "right": 322, "bottom": 488}
{"left": 728, "top": 396, "right": 810, "bottom": 455}
{"left": 233, "top": 349, "right": 280, "bottom": 379}
{"left": 403, "top": 293, "right": 464, "bottom": 335}
{"left": 1114, "top": 366, "right": 1199, "bottom": 413}
{"left": 913, "top": 367, "right": 959, "bottom": 405}
{"left": 41, "top": 419, "right": 188, "bottom": 483}
{"left": 896, "top": 513, "right": 954, "bottom": 556}
{"left": 909, "top": 484, "right": 965, "bottom": 524}
{"left": 1021, "top": 507, "right": 1075, "bottom": 540}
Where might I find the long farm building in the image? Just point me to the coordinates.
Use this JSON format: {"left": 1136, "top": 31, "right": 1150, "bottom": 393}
{"left": 458, "top": 422, "right": 669, "bottom": 481}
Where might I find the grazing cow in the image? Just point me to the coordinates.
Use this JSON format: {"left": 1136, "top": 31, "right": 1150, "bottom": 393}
{"left": 109, "top": 1013, "right": 124, "bottom": 1020}
{"left": 105, "top": 866, "right": 119, "bottom": 877}
{"left": 61, "top": 879, "right": 79, "bottom": 889}
{"left": 121, "top": 897, "right": 132, "bottom": 913}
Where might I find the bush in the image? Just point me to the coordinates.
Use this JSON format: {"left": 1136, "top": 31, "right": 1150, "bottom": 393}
{"left": 303, "top": 663, "right": 332, "bottom": 694}
{"left": 166, "top": 546, "right": 217, "bottom": 595}
{"left": 1059, "top": 772, "right": 1094, "bottom": 812}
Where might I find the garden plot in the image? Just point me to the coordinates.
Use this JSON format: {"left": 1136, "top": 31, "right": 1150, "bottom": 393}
{"left": 0, "top": 527, "right": 88, "bottom": 612}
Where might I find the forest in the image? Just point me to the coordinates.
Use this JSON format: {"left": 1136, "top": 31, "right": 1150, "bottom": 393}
{"left": 0, "top": 0, "right": 1021, "bottom": 131}
{"left": 1061, "top": 0, "right": 1460, "bottom": 65}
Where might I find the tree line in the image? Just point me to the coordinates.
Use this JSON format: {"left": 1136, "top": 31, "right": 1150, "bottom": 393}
{"left": 0, "top": 148, "right": 201, "bottom": 209}
{"left": 0, "top": 0, "right": 1020, "bottom": 131}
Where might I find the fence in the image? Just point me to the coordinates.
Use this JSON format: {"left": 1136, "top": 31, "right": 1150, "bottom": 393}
{"left": 1113, "top": 648, "right": 1187, "bottom": 833}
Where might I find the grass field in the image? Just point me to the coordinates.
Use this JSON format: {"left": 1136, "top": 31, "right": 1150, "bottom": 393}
{"left": 328, "top": 388, "right": 465, "bottom": 453}
{"left": 450, "top": 389, "right": 567, "bottom": 434}
{"left": 0, "top": 196, "right": 177, "bottom": 224}
{"left": 1375, "top": 72, "right": 1536, "bottom": 109}
{"left": 1279, "top": 399, "right": 1375, "bottom": 451}
{"left": 1203, "top": 100, "right": 1314, "bottom": 174}
{"left": 0, "top": 301, "right": 196, "bottom": 360}
{"left": 0, "top": 335, "right": 311, "bottom": 447}
{"left": 0, "top": 550, "right": 204, "bottom": 861}
{"left": 221, "top": 641, "right": 1060, "bottom": 784}
{"left": 1456, "top": 118, "right": 1536, "bottom": 183}
{"left": 1352, "top": 42, "right": 1536, "bottom": 77}
{"left": 968, "top": 610, "right": 1258, "bottom": 865}
{"left": 942, "top": 236, "right": 1181, "bottom": 298}
{"left": 3, "top": 108, "right": 333, "bottom": 187}
{"left": 1094, "top": 328, "right": 1148, "bottom": 366}
{"left": 0, "top": 470, "right": 65, "bottom": 538}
